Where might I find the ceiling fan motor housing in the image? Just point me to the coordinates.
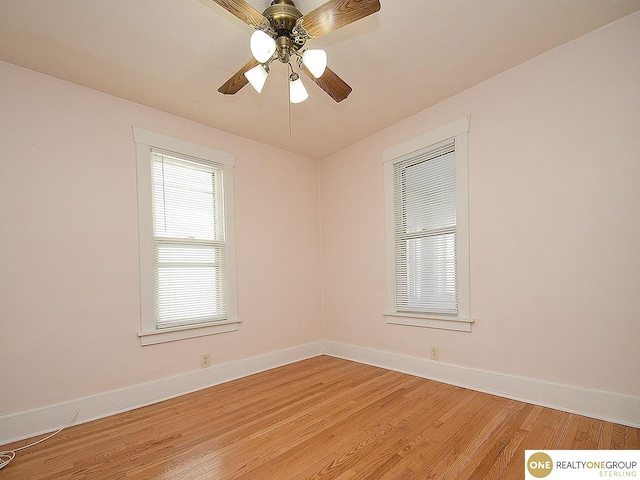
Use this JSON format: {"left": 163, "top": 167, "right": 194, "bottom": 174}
{"left": 263, "top": 0, "right": 305, "bottom": 62}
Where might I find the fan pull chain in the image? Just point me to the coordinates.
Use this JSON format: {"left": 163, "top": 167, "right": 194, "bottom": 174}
{"left": 288, "top": 63, "right": 293, "bottom": 140}
{"left": 288, "top": 86, "right": 292, "bottom": 140}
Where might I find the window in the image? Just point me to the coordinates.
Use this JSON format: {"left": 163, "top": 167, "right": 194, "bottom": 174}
{"left": 383, "top": 117, "right": 472, "bottom": 332}
{"left": 134, "top": 127, "right": 239, "bottom": 345}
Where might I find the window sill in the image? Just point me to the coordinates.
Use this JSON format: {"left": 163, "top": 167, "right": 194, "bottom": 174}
{"left": 384, "top": 312, "right": 473, "bottom": 332}
{"left": 138, "top": 319, "right": 240, "bottom": 346}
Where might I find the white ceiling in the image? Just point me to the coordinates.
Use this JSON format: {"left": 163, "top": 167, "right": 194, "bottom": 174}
{"left": 1, "top": 0, "right": 639, "bottom": 159}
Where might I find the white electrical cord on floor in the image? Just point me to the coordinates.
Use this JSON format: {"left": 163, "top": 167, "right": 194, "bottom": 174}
{"left": 0, "top": 408, "right": 79, "bottom": 470}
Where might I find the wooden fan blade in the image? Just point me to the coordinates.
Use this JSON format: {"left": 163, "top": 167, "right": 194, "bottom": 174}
{"left": 301, "top": 65, "right": 352, "bottom": 103}
{"left": 218, "top": 58, "right": 260, "bottom": 95}
{"left": 211, "top": 0, "right": 269, "bottom": 29}
{"left": 296, "top": 0, "right": 380, "bottom": 39}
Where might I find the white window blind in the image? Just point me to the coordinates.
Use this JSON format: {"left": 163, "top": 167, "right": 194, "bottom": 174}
{"left": 151, "top": 149, "right": 227, "bottom": 329}
{"left": 393, "top": 140, "right": 457, "bottom": 315}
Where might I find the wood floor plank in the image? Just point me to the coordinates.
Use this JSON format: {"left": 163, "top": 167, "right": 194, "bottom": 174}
{"left": 455, "top": 403, "right": 535, "bottom": 480}
{"left": 335, "top": 470, "right": 359, "bottom": 480}
{"left": 480, "top": 428, "right": 527, "bottom": 480}
{"left": 625, "top": 426, "right": 640, "bottom": 449}
{"left": 611, "top": 423, "right": 628, "bottom": 449}
{"left": 1, "top": 356, "right": 637, "bottom": 480}
{"left": 557, "top": 414, "right": 582, "bottom": 449}
{"left": 598, "top": 421, "right": 614, "bottom": 449}
{"left": 497, "top": 407, "right": 565, "bottom": 479}
{"left": 569, "top": 416, "right": 601, "bottom": 449}
{"left": 404, "top": 393, "right": 503, "bottom": 476}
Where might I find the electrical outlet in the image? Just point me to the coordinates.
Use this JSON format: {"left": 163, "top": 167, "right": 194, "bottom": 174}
{"left": 430, "top": 346, "right": 439, "bottom": 361}
{"left": 201, "top": 353, "right": 211, "bottom": 368}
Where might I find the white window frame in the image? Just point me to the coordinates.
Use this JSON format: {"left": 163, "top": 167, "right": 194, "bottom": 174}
{"left": 134, "top": 127, "right": 239, "bottom": 345}
{"left": 383, "top": 116, "right": 472, "bottom": 332}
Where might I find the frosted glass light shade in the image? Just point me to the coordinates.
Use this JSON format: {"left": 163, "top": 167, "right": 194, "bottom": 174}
{"left": 250, "top": 30, "right": 276, "bottom": 63}
{"left": 289, "top": 75, "right": 309, "bottom": 104}
{"left": 244, "top": 64, "right": 269, "bottom": 93}
{"left": 302, "top": 49, "right": 327, "bottom": 78}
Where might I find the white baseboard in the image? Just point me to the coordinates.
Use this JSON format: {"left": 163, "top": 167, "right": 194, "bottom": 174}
{"left": 0, "top": 342, "right": 323, "bottom": 445}
{"left": 3, "top": 340, "right": 637, "bottom": 446}
{"left": 322, "top": 340, "right": 640, "bottom": 428}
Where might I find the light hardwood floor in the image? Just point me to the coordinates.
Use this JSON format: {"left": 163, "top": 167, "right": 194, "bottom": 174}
{"left": 2, "top": 356, "right": 638, "bottom": 479}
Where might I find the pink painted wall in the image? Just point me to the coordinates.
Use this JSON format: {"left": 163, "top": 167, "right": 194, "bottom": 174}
{"left": 1, "top": 11, "right": 638, "bottom": 419}
{"left": 319, "top": 12, "right": 640, "bottom": 396}
{"left": 0, "top": 61, "right": 322, "bottom": 414}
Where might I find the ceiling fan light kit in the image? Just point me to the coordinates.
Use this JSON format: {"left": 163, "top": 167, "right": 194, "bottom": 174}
{"left": 214, "top": 0, "right": 381, "bottom": 104}
{"left": 289, "top": 71, "right": 309, "bottom": 103}
{"left": 301, "top": 49, "right": 327, "bottom": 78}
{"left": 250, "top": 30, "right": 277, "bottom": 63}
{"left": 244, "top": 63, "right": 270, "bottom": 93}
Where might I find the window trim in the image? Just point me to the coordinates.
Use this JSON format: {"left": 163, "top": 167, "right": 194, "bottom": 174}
{"left": 133, "top": 127, "right": 239, "bottom": 345}
{"left": 383, "top": 116, "right": 472, "bottom": 332}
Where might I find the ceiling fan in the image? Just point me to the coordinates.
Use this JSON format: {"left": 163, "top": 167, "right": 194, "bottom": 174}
{"left": 213, "top": 0, "right": 381, "bottom": 103}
